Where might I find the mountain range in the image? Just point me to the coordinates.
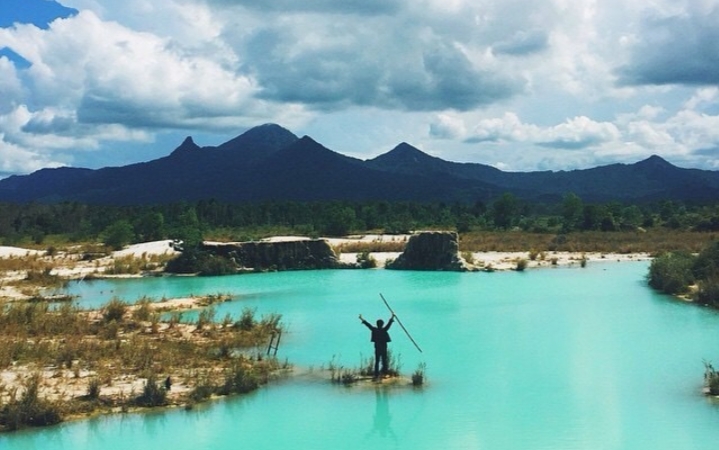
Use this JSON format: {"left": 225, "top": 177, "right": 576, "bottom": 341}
{"left": 0, "top": 123, "right": 717, "bottom": 205}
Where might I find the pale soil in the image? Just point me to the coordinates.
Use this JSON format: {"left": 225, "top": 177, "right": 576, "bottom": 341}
{"left": 0, "top": 240, "right": 180, "bottom": 301}
{"left": 0, "top": 295, "right": 228, "bottom": 411}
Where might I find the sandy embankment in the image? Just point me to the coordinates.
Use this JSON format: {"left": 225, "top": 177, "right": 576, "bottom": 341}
{"left": 1, "top": 237, "right": 652, "bottom": 300}
{"left": 0, "top": 240, "right": 180, "bottom": 300}
{"left": 262, "top": 234, "right": 652, "bottom": 270}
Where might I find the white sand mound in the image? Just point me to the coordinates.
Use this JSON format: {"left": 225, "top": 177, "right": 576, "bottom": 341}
{"left": 0, "top": 246, "right": 44, "bottom": 258}
{"left": 113, "top": 240, "right": 180, "bottom": 258}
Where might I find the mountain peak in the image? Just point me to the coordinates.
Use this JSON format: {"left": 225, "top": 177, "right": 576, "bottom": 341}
{"left": 369, "top": 142, "right": 439, "bottom": 169}
{"left": 634, "top": 154, "right": 676, "bottom": 170}
{"left": 218, "top": 123, "right": 298, "bottom": 154}
{"left": 170, "top": 136, "right": 200, "bottom": 156}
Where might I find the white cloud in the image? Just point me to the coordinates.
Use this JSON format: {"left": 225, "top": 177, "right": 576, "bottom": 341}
{"left": 684, "top": 87, "right": 719, "bottom": 110}
{"left": 462, "top": 113, "right": 619, "bottom": 150}
{"left": 0, "top": 56, "right": 23, "bottom": 108}
{"left": 538, "top": 116, "right": 620, "bottom": 149}
{"left": 429, "top": 114, "right": 466, "bottom": 139}
{"left": 0, "top": 8, "right": 315, "bottom": 174}
{"left": 0, "top": 137, "right": 65, "bottom": 176}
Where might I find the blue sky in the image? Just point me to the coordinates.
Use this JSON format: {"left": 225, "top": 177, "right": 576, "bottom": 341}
{"left": 0, "top": 0, "right": 718, "bottom": 178}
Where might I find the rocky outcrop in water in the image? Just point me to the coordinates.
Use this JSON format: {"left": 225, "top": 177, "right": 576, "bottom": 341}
{"left": 386, "top": 231, "right": 471, "bottom": 271}
{"left": 201, "top": 239, "right": 344, "bottom": 271}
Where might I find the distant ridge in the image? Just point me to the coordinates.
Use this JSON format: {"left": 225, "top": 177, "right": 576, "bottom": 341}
{"left": 0, "top": 124, "right": 717, "bottom": 205}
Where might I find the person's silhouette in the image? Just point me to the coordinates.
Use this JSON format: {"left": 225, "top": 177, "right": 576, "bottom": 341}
{"left": 359, "top": 313, "right": 395, "bottom": 379}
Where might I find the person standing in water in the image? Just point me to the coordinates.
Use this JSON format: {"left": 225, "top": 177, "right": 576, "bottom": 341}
{"left": 359, "top": 313, "right": 395, "bottom": 379}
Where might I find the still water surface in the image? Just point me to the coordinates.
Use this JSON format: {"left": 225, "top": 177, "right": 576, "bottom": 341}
{"left": 4, "top": 261, "right": 719, "bottom": 449}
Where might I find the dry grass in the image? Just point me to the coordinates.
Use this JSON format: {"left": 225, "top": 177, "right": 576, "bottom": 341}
{"left": 459, "top": 230, "right": 717, "bottom": 254}
{"left": 103, "top": 253, "right": 176, "bottom": 275}
{"left": 333, "top": 240, "right": 407, "bottom": 254}
{"left": 0, "top": 255, "right": 53, "bottom": 273}
{"left": 0, "top": 297, "right": 286, "bottom": 432}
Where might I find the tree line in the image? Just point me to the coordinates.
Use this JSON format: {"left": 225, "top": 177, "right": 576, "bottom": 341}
{"left": 0, "top": 194, "right": 718, "bottom": 249}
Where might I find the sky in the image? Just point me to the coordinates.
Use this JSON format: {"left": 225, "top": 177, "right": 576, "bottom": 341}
{"left": 0, "top": 0, "right": 718, "bottom": 178}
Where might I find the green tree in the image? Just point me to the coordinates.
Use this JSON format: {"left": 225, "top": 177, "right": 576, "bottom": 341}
{"left": 693, "top": 241, "right": 719, "bottom": 280}
{"left": 491, "top": 193, "right": 519, "bottom": 229}
{"left": 620, "top": 205, "right": 643, "bottom": 230}
{"left": 320, "top": 204, "right": 356, "bottom": 236}
{"left": 561, "top": 193, "right": 583, "bottom": 232}
{"left": 103, "top": 220, "right": 135, "bottom": 250}
{"left": 135, "top": 212, "right": 165, "bottom": 242}
{"left": 174, "top": 207, "right": 203, "bottom": 249}
{"left": 647, "top": 252, "right": 695, "bottom": 295}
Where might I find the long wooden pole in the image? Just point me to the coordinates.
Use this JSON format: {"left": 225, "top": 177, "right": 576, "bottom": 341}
{"left": 380, "top": 293, "right": 422, "bottom": 353}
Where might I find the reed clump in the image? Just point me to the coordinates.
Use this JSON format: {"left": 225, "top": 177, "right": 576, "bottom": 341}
{"left": 704, "top": 361, "right": 719, "bottom": 396}
{"left": 412, "top": 362, "right": 427, "bottom": 387}
{"left": 328, "top": 351, "right": 405, "bottom": 386}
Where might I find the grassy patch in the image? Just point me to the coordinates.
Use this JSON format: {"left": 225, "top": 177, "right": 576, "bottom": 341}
{"left": 0, "top": 296, "right": 286, "bottom": 432}
{"left": 459, "top": 230, "right": 715, "bottom": 254}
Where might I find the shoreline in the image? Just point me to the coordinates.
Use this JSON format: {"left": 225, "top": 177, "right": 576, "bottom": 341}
{"left": 1, "top": 237, "right": 653, "bottom": 302}
{"left": 0, "top": 236, "right": 652, "bottom": 432}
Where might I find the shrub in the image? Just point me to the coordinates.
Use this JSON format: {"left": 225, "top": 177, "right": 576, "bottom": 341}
{"left": 358, "top": 351, "right": 401, "bottom": 378}
{"left": 102, "top": 220, "right": 134, "bottom": 251}
{"left": 132, "top": 297, "right": 153, "bottom": 322}
{"left": 189, "top": 375, "right": 215, "bottom": 403}
{"left": 356, "top": 251, "right": 377, "bottom": 269}
{"left": 102, "top": 298, "right": 127, "bottom": 323}
{"left": 693, "top": 241, "right": 719, "bottom": 280}
{"left": 234, "top": 307, "right": 256, "bottom": 331}
{"left": 697, "top": 276, "right": 719, "bottom": 308}
{"left": 461, "top": 251, "right": 475, "bottom": 265}
{"left": 647, "top": 252, "right": 696, "bottom": 295}
{"left": 704, "top": 361, "right": 719, "bottom": 395}
{"left": 165, "top": 249, "right": 237, "bottom": 276}
{"left": 219, "top": 363, "right": 260, "bottom": 395}
{"left": 196, "top": 307, "right": 216, "bottom": 330}
{"left": 0, "top": 373, "right": 62, "bottom": 431}
{"left": 412, "top": 362, "right": 427, "bottom": 387}
{"left": 135, "top": 373, "right": 167, "bottom": 407}
{"left": 87, "top": 378, "right": 101, "bottom": 400}
{"left": 198, "top": 254, "right": 238, "bottom": 276}
{"left": 515, "top": 259, "right": 528, "bottom": 271}
{"left": 261, "top": 312, "right": 282, "bottom": 328}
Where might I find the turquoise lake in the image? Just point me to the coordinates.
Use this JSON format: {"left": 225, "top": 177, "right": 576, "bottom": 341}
{"left": 4, "top": 260, "right": 719, "bottom": 449}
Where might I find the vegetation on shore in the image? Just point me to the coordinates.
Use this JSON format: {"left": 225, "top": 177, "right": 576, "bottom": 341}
{"left": 645, "top": 240, "right": 719, "bottom": 396}
{"left": 647, "top": 240, "right": 719, "bottom": 306}
{"left": 1, "top": 195, "right": 716, "bottom": 277}
{"left": 0, "top": 297, "right": 285, "bottom": 432}
{"left": 325, "top": 351, "right": 425, "bottom": 386}
{"left": 1, "top": 195, "right": 717, "bottom": 250}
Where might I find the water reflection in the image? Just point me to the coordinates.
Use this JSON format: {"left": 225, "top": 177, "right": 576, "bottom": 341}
{"left": 365, "top": 388, "right": 397, "bottom": 445}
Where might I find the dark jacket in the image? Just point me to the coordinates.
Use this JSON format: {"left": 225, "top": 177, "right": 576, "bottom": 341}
{"left": 361, "top": 317, "right": 394, "bottom": 347}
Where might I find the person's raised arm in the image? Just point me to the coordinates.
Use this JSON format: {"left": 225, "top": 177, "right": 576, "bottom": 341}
{"left": 359, "top": 314, "right": 372, "bottom": 329}
{"left": 385, "top": 313, "right": 396, "bottom": 329}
